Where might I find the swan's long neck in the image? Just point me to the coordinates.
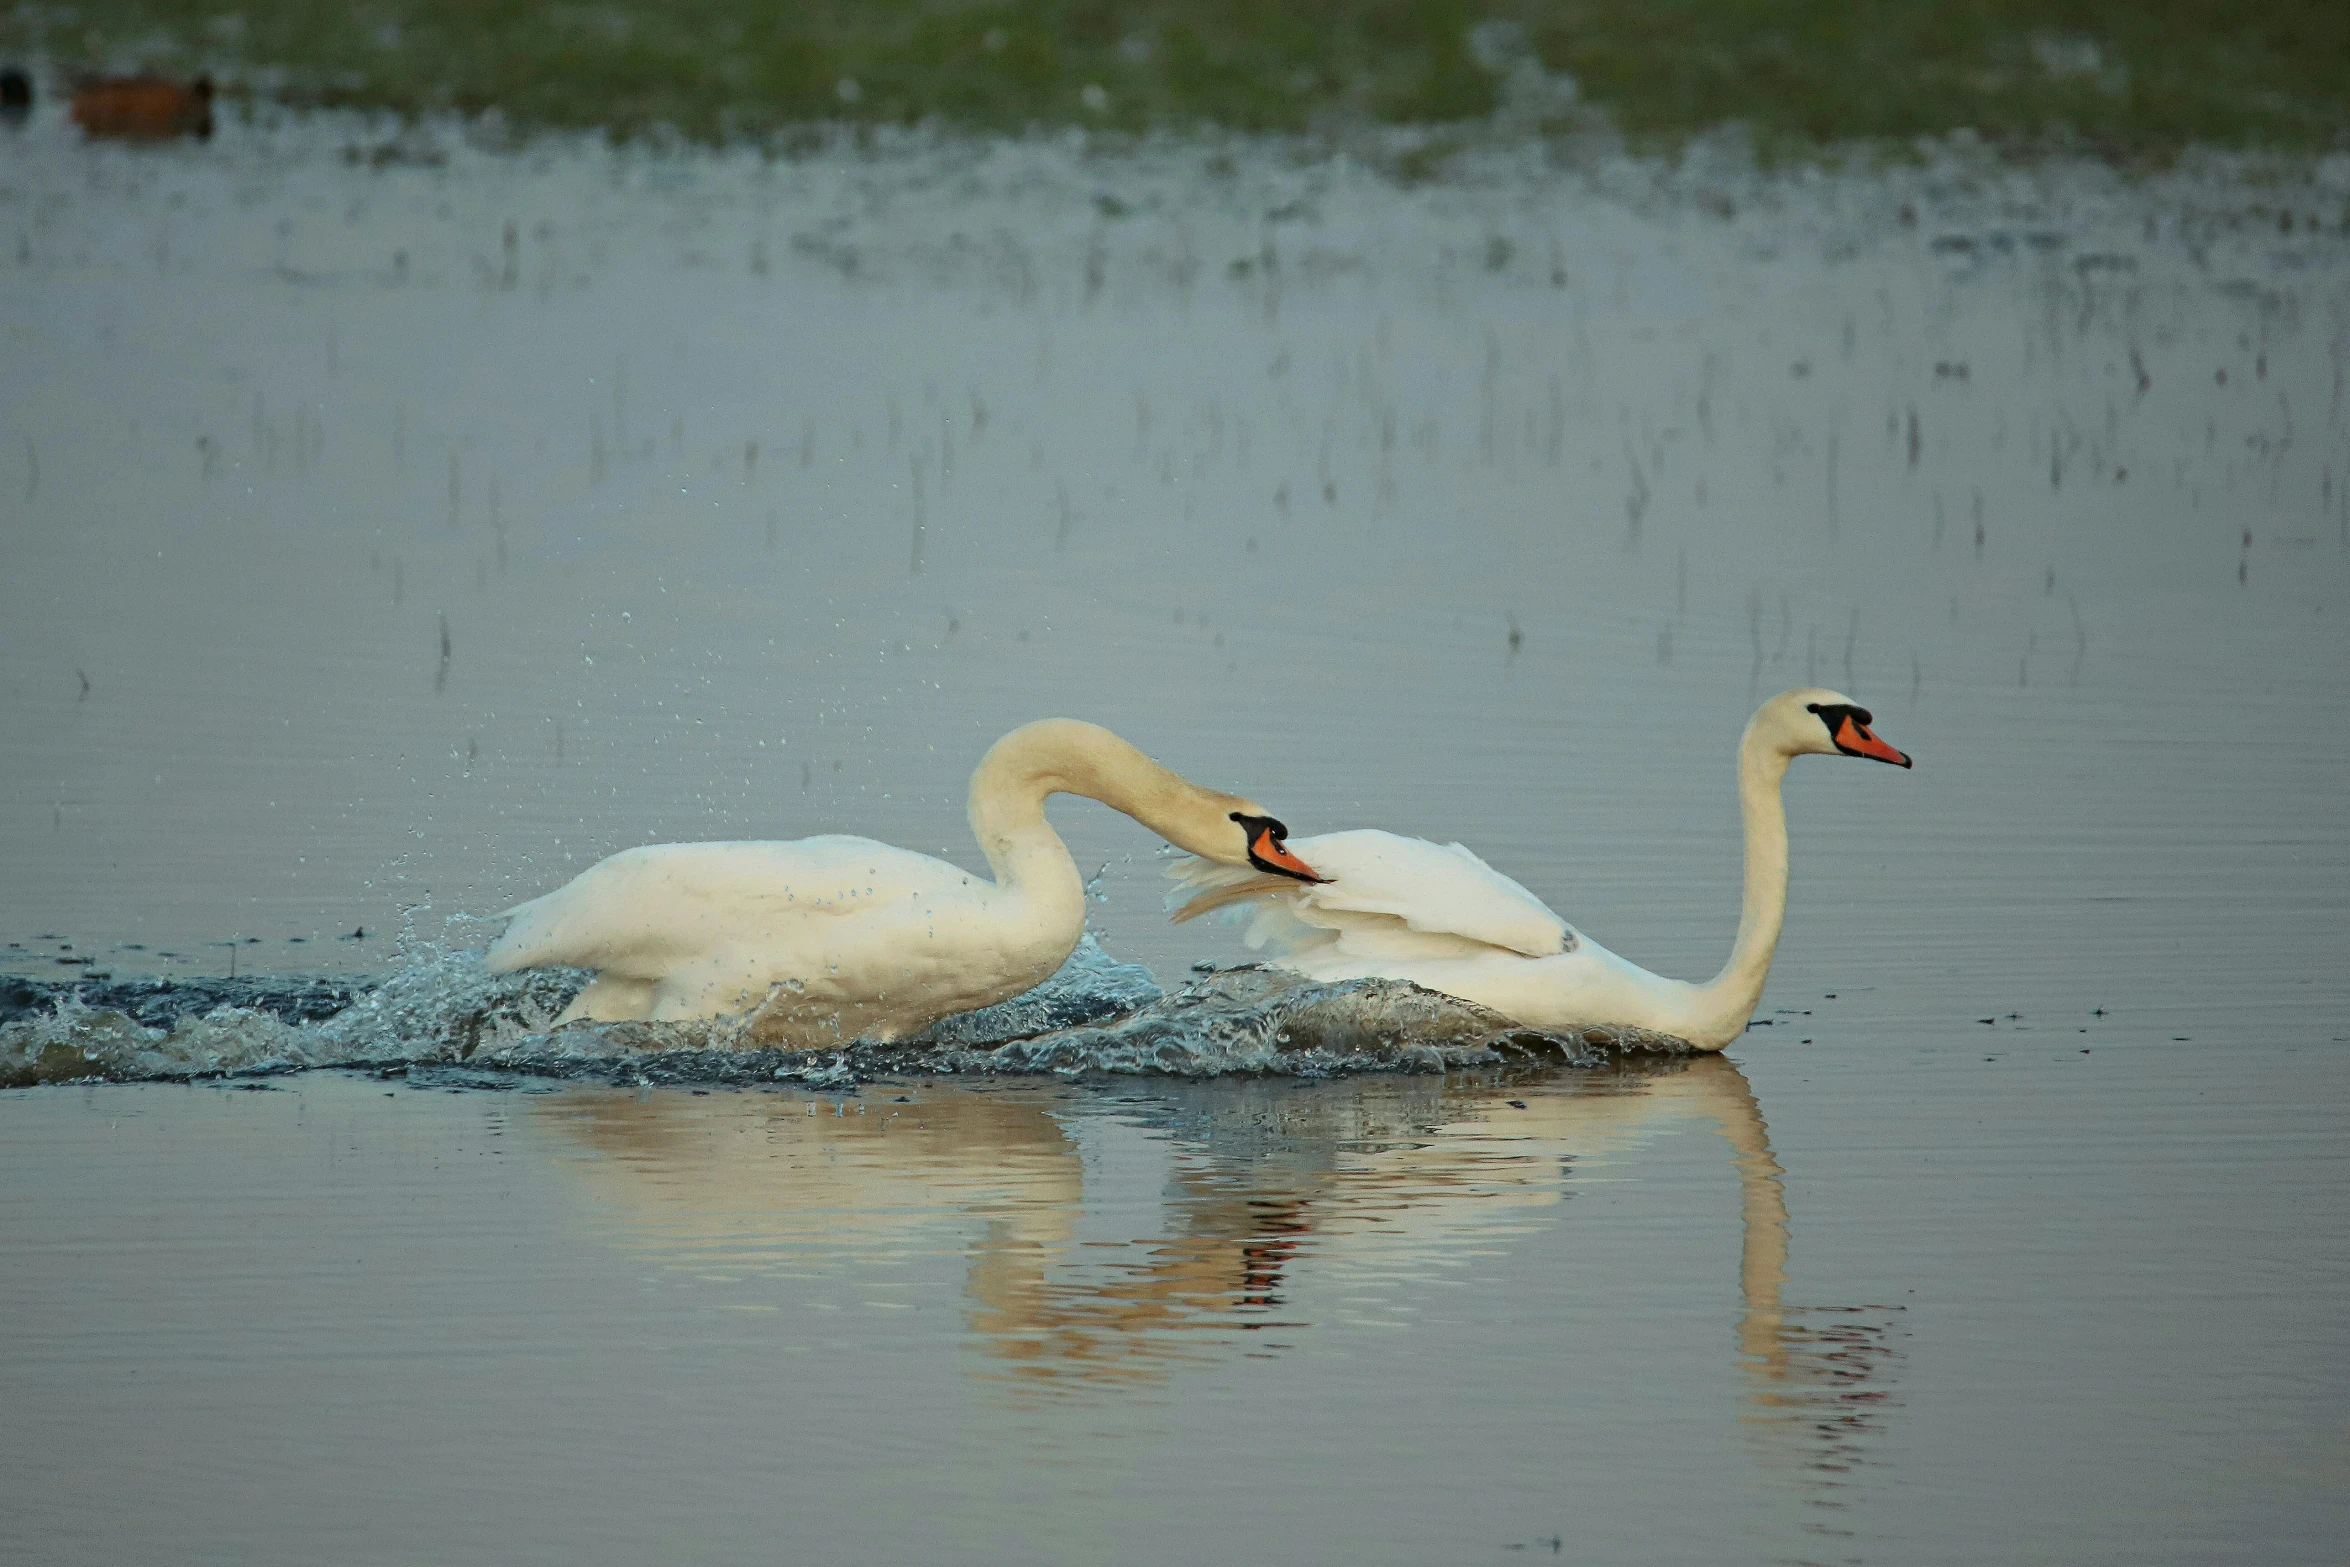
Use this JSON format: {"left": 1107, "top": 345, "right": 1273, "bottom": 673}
{"left": 1685, "top": 718, "right": 1793, "bottom": 1046}
{"left": 966, "top": 720, "right": 1248, "bottom": 920}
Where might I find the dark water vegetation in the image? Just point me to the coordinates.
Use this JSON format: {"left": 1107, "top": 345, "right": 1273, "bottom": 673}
{"left": 5, "top": 0, "right": 2346, "bottom": 156}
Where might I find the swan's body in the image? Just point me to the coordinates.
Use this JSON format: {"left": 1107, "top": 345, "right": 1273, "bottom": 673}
{"left": 488, "top": 720, "right": 1320, "bottom": 1044}
{"left": 1169, "top": 690, "right": 1910, "bottom": 1051}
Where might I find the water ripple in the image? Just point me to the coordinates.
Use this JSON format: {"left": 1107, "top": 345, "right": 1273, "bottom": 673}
{"left": 0, "top": 934, "right": 1684, "bottom": 1089}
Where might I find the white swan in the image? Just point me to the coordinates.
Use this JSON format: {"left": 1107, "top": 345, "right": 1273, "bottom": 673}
{"left": 486, "top": 719, "right": 1323, "bottom": 1043}
{"left": 1167, "top": 689, "right": 1910, "bottom": 1051}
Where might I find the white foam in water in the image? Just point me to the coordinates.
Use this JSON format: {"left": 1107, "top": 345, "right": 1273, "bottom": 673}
{"left": 0, "top": 933, "right": 1676, "bottom": 1089}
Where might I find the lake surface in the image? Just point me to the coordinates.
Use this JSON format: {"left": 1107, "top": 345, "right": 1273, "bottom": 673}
{"left": 3, "top": 105, "right": 2347, "bottom": 1563}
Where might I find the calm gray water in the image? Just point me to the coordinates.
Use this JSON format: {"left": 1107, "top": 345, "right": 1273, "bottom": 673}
{"left": 3, "top": 105, "right": 2347, "bottom": 1564}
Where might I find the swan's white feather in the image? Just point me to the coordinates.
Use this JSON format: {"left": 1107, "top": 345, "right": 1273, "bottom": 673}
{"left": 484, "top": 836, "right": 1048, "bottom": 1041}
{"left": 489, "top": 837, "right": 970, "bottom": 971}
{"left": 1167, "top": 835, "right": 1706, "bottom": 1046}
{"left": 1169, "top": 828, "right": 1569, "bottom": 959}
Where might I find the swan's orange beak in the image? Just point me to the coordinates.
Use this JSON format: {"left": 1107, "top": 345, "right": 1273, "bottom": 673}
{"left": 1249, "top": 828, "right": 1327, "bottom": 883}
{"left": 1835, "top": 714, "right": 1912, "bottom": 768}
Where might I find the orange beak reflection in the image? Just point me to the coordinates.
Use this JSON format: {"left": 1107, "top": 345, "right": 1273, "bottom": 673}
{"left": 1836, "top": 714, "right": 1912, "bottom": 768}
{"left": 1250, "top": 829, "right": 1327, "bottom": 883}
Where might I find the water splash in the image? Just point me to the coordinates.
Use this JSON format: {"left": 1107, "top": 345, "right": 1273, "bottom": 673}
{"left": 0, "top": 934, "right": 1685, "bottom": 1090}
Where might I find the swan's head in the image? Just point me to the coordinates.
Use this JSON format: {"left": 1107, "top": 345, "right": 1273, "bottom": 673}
{"left": 1766, "top": 689, "right": 1912, "bottom": 767}
{"left": 1222, "top": 809, "right": 1328, "bottom": 883}
{"left": 973, "top": 717, "right": 1327, "bottom": 882}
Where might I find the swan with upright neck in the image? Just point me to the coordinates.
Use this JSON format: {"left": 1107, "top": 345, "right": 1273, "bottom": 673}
{"left": 1167, "top": 690, "right": 1910, "bottom": 1051}
{"left": 486, "top": 719, "right": 1322, "bottom": 1044}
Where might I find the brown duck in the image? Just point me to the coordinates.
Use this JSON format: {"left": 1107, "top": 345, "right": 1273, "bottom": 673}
{"left": 71, "top": 74, "right": 214, "bottom": 140}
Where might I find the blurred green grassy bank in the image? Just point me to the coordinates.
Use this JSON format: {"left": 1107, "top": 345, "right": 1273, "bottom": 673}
{"left": 5, "top": 1, "right": 2346, "bottom": 156}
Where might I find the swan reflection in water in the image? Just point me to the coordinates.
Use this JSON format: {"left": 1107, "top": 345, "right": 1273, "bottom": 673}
{"left": 531, "top": 1057, "right": 1898, "bottom": 1513}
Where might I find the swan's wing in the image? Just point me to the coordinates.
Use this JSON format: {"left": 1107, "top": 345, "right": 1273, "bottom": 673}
{"left": 1168, "top": 829, "right": 1569, "bottom": 960}
{"left": 1293, "top": 832, "right": 1569, "bottom": 955}
{"left": 486, "top": 837, "right": 962, "bottom": 973}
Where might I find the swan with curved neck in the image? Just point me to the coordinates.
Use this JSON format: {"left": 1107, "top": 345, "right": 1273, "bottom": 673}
{"left": 486, "top": 719, "right": 1322, "bottom": 1044}
{"left": 1167, "top": 690, "right": 1910, "bottom": 1050}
